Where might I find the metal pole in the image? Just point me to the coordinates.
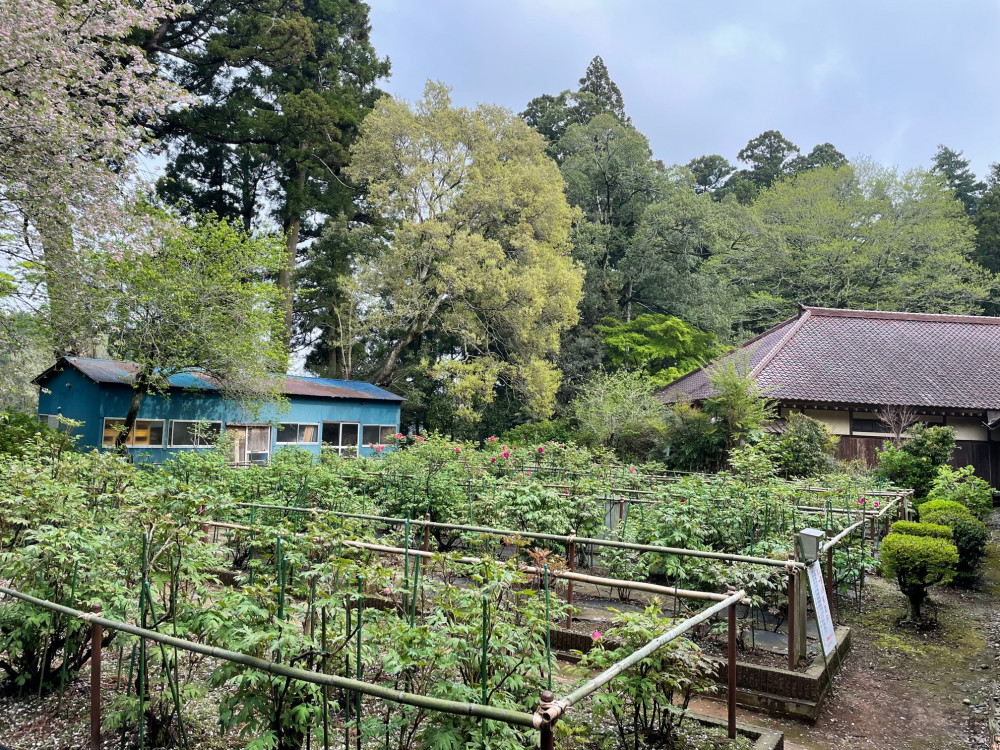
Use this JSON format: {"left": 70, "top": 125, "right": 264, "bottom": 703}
{"left": 565, "top": 530, "right": 575, "bottom": 630}
{"left": 786, "top": 554, "right": 796, "bottom": 670}
{"left": 90, "top": 603, "right": 102, "bottom": 749}
{"left": 728, "top": 594, "right": 737, "bottom": 740}
{"left": 422, "top": 513, "right": 430, "bottom": 553}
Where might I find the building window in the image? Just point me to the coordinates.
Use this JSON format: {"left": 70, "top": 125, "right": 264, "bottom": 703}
{"left": 322, "top": 422, "right": 359, "bottom": 456}
{"left": 102, "top": 418, "right": 165, "bottom": 448}
{"left": 276, "top": 423, "right": 319, "bottom": 444}
{"left": 38, "top": 414, "right": 59, "bottom": 430}
{"left": 362, "top": 424, "right": 397, "bottom": 448}
{"left": 169, "top": 420, "right": 223, "bottom": 448}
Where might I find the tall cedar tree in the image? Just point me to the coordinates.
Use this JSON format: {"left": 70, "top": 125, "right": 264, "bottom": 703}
{"left": 141, "top": 0, "right": 389, "bottom": 344}
{"left": 931, "top": 144, "right": 985, "bottom": 217}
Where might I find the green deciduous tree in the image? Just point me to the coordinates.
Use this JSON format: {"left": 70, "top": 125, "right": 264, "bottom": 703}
{"left": 686, "top": 155, "right": 735, "bottom": 195}
{"left": 596, "top": 314, "right": 719, "bottom": 385}
{"left": 98, "top": 214, "right": 287, "bottom": 450}
{"left": 345, "top": 82, "right": 584, "bottom": 423}
{"left": 571, "top": 369, "right": 666, "bottom": 457}
{"left": 713, "top": 164, "right": 996, "bottom": 332}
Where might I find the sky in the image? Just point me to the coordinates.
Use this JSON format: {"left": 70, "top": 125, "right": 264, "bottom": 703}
{"left": 368, "top": 0, "right": 1000, "bottom": 177}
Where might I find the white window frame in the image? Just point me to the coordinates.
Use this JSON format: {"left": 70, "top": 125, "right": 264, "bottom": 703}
{"left": 275, "top": 422, "right": 320, "bottom": 445}
{"left": 322, "top": 422, "right": 360, "bottom": 456}
{"left": 168, "top": 420, "right": 223, "bottom": 448}
{"left": 102, "top": 418, "right": 165, "bottom": 448}
{"left": 362, "top": 424, "right": 398, "bottom": 449}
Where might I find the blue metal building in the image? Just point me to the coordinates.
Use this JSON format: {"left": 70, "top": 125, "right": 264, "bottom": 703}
{"left": 34, "top": 357, "right": 403, "bottom": 462}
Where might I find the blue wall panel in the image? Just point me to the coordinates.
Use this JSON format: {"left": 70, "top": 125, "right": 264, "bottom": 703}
{"left": 39, "top": 373, "right": 401, "bottom": 462}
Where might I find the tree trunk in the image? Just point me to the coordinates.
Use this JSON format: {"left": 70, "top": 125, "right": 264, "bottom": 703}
{"left": 370, "top": 294, "right": 447, "bottom": 386}
{"left": 116, "top": 375, "right": 149, "bottom": 456}
{"left": 36, "top": 209, "right": 95, "bottom": 358}
{"left": 278, "top": 214, "right": 300, "bottom": 348}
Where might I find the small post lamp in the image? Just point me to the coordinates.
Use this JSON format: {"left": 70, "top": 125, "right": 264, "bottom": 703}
{"left": 797, "top": 528, "right": 826, "bottom": 563}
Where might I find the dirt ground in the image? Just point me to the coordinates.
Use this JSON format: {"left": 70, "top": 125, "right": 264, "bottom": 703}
{"left": 695, "top": 509, "right": 1000, "bottom": 750}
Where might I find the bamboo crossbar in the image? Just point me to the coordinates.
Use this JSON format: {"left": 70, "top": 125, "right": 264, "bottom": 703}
{"left": 228, "top": 505, "right": 807, "bottom": 569}
{"left": 338, "top": 539, "right": 732, "bottom": 602}
{"left": 549, "top": 590, "right": 746, "bottom": 714}
{"left": 0, "top": 585, "right": 539, "bottom": 728}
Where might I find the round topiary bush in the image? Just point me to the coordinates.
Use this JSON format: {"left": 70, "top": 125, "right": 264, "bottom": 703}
{"left": 890, "top": 520, "right": 953, "bottom": 540}
{"left": 919, "top": 509, "right": 989, "bottom": 586}
{"left": 880, "top": 533, "right": 958, "bottom": 623}
{"left": 916, "top": 499, "right": 971, "bottom": 521}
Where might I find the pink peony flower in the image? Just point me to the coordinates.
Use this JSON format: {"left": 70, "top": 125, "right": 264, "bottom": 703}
{"left": 489, "top": 436, "right": 497, "bottom": 442}
{"left": 527, "top": 471, "right": 532, "bottom": 476}
{"left": 502, "top": 451, "right": 510, "bottom": 459}
{"left": 592, "top": 630, "right": 602, "bottom": 640}
{"left": 538, "top": 446, "right": 544, "bottom": 454}
{"left": 384, "top": 586, "right": 393, "bottom": 596}
{"left": 455, "top": 445, "right": 461, "bottom": 453}
{"left": 396, "top": 432, "right": 403, "bottom": 439}
{"left": 629, "top": 466, "right": 636, "bottom": 473}
{"left": 491, "top": 457, "right": 497, "bottom": 464}
{"left": 874, "top": 500, "right": 881, "bottom": 509}
{"left": 680, "top": 498, "right": 687, "bottom": 503}
{"left": 859, "top": 497, "right": 866, "bottom": 505}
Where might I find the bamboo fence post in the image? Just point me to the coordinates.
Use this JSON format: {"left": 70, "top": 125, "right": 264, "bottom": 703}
{"left": 90, "top": 603, "right": 102, "bottom": 750}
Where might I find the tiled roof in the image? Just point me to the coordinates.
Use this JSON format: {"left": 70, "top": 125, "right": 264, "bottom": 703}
{"left": 660, "top": 306, "right": 1000, "bottom": 410}
{"left": 35, "top": 357, "right": 404, "bottom": 402}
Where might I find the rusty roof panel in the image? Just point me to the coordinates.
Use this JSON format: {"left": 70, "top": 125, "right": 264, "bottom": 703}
{"left": 39, "top": 358, "right": 403, "bottom": 402}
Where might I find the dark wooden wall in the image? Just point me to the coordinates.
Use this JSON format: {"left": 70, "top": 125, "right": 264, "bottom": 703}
{"left": 835, "top": 437, "right": 996, "bottom": 487}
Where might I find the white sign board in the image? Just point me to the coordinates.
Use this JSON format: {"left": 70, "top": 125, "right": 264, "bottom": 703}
{"left": 807, "top": 560, "right": 838, "bottom": 658}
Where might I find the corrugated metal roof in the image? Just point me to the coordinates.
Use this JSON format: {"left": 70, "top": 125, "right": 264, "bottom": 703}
{"left": 660, "top": 306, "right": 1000, "bottom": 410}
{"left": 36, "top": 357, "right": 404, "bottom": 402}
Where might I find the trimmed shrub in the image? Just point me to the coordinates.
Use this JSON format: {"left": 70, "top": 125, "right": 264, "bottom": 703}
{"left": 880, "top": 533, "right": 958, "bottom": 622}
{"left": 925, "top": 465, "right": 993, "bottom": 521}
{"left": 919, "top": 509, "right": 989, "bottom": 586}
{"left": 916, "top": 499, "right": 971, "bottom": 520}
{"left": 890, "top": 520, "right": 953, "bottom": 540}
{"left": 875, "top": 425, "right": 955, "bottom": 498}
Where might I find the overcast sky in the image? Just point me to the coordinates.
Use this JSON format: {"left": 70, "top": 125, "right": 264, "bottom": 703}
{"left": 368, "top": 0, "right": 1000, "bottom": 178}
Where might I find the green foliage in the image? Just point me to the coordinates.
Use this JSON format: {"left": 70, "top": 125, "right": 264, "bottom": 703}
{"left": 918, "top": 509, "right": 989, "bottom": 586}
{"left": 596, "top": 314, "right": 719, "bottom": 385}
{"left": 579, "top": 600, "right": 716, "bottom": 750}
{"left": 931, "top": 145, "right": 984, "bottom": 216}
{"left": 0, "top": 312, "right": 50, "bottom": 412}
{"left": 880, "top": 533, "right": 958, "bottom": 622}
{"left": 890, "top": 520, "right": 953, "bottom": 540}
{"left": 925, "top": 464, "right": 993, "bottom": 520}
{"left": 659, "top": 402, "right": 726, "bottom": 472}
{"left": 0, "top": 410, "right": 63, "bottom": 458}
{"left": 500, "top": 419, "right": 574, "bottom": 447}
{"left": 876, "top": 425, "right": 956, "bottom": 498}
{"left": 716, "top": 164, "right": 995, "bottom": 333}
{"left": 774, "top": 413, "right": 839, "bottom": 477}
{"left": 703, "top": 360, "right": 777, "bottom": 453}
{"left": 346, "top": 81, "right": 583, "bottom": 423}
{"left": 916, "top": 498, "right": 972, "bottom": 520}
{"left": 570, "top": 370, "right": 666, "bottom": 458}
